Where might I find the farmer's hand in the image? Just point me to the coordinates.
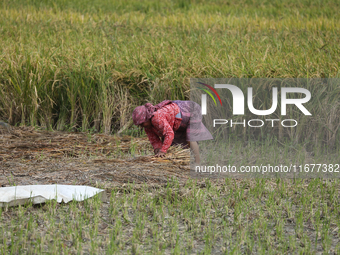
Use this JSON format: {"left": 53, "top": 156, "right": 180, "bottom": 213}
{"left": 154, "top": 148, "right": 161, "bottom": 155}
{"left": 155, "top": 151, "right": 166, "bottom": 158}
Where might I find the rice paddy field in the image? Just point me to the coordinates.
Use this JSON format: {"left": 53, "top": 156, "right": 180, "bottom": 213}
{"left": 1, "top": 0, "right": 340, "bottom": 254}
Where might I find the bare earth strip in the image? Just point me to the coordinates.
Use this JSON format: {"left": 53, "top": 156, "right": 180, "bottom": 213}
{"left": 0, "top": 126, "right": 191, "bottom": 189}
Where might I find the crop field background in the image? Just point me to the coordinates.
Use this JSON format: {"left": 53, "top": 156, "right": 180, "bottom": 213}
{"left": 1, "top": 0, "right": 340, "bottom": 254}
{"left": 0, "top": 0, "right": 339, "bottom": 135}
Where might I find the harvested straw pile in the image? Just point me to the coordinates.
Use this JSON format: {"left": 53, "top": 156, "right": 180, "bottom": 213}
{"left": 0, "top": 126, "right": 191, "bottom": 189}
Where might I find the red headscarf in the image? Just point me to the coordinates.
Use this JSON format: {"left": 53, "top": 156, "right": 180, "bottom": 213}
{"left": 132, "top": 100, "right": 172, "bottom": 125}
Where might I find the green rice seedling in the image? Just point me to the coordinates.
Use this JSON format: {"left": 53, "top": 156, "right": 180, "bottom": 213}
{"left": 295, "top": 210, "right": 304, "bottom": 237}
{"left": 129, "top": 137, "right": 137, "bottom": 157}
{"left": 321, "top": 218, "right": 332, "bottom": 253}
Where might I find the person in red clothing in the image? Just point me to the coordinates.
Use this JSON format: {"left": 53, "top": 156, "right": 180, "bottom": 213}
{"left": 132, "top": 100, "right": 213, "bottom": 163}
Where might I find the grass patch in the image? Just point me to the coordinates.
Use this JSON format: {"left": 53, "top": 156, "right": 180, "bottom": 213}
{"left": 2, "top": 178, "right": 340, "bottom": 254}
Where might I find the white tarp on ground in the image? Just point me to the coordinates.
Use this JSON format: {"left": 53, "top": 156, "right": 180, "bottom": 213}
{"left": 0, "top": 185, "right": 105, "bottom": 207}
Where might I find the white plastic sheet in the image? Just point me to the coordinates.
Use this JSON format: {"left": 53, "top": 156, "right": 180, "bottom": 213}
{"left": 0, "top": 185, "right": 105, "bottom": 207}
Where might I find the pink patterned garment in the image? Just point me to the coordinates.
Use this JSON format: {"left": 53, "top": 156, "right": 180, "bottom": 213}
{"left": 144, "top": 103, "right": 182, "bottom": 153}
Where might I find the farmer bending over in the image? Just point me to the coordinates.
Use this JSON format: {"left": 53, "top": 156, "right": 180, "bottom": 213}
{"left": 132, "top": 100, "right": 213, "bottom": 164}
